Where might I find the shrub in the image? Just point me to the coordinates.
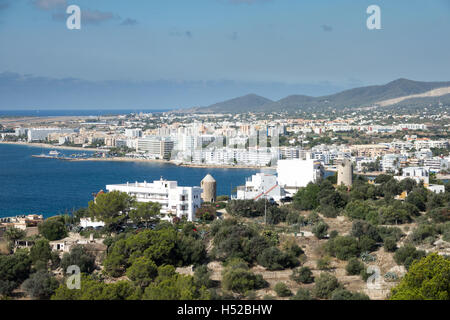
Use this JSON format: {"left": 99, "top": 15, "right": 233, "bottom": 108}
{"left": 291, "top": 267, "right": 314, "bottom": 284}
{"left": 22, "top": 271, "right": 59, "bottom": 299}
{"left": 313, "top": 273, "right": 341, "bottom": 299}
{"left": 194, "top": 265, "right": 215, "bottom": 289}
{"left": 291, "top": 288, "right": 314, "bottom": 300}
{"left": 317, "top": 256, "right": 332, "bottom": 270}
{"left": 383, "top": 237, "right": 398, "bottom": 252}
{"left": 408, "top": 224, "right": 438, "bottom": 245}
{"left": 358, "top": 236, "right": 377, "bottom": 253}
{"left": 195, "top": 206, "right": 216, "bottom": 222}
{"left": 274, "top": 282, "right": 292, "bottom": 297}
{"left": 331, "top": 289, "right": 370, "bottom": 300}
{"left": 325, "top": 236, "right": 360, "bottom": 261}
{"left": 394, "top": 245, "right": 426, "bottom": 270}
{"left": 377, "top": 226, "right": 404, "bottom": 242}
{"left": 312, "top": 222, "right": 329, "bottom": 239}
{"left": 61, "top": 245, "right": 96, "bottom": 274}
{"left": 222, "top": 267, "right": 268, "bottom": 294}
{"left": 346, "top": 258, "right": 364, "bottom": 276}
{"left": 257, "top": 247, "right": 299, "bottom": 271}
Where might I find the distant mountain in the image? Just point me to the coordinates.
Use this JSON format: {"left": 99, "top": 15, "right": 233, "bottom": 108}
{"left": 187, "top": 79, "right": 450, "bottom": 113}
{"left": 190, "top": 94, "right": 273, "bottom": 113}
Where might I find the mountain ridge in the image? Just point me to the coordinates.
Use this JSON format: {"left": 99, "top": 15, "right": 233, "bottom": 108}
{"left": 182, "top": 79, "right": 450, "bottom": 114}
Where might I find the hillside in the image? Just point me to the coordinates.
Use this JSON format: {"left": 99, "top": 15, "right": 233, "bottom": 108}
{"left": 191, "top": 94, "right": 273, "bottom": 113}
{"left": 188, "top": 79, "right": 450, "bottom": 113}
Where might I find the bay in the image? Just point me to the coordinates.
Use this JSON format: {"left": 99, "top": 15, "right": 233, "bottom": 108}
{"left": 0, "top": 144, "right": 260, "bottom": 218}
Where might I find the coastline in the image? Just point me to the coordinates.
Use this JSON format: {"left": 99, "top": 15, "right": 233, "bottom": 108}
{"left": 67, "top": 157, "right": 266, "bottom": 169}
{"left": 0, "top": 141, "right": 105, "bottom": 152}
{"left": 0, "top": 142, "right": 264, "bottom": 169}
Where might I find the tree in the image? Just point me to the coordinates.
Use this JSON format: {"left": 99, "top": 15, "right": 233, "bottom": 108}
{"left": 60, "top": 245, "right": 96, "bottom": 274}
{"left": 0, "top": 280, "right": 17, "bottom": 297}
{"left": 175, "top": 234, "right": 207, "bottom": 266}
{"left": 129, "top": 202, "right": 161, "bottom": 228}
{"left": 29, "top": 239, "right": 52, "bottom": 268}
{"left": 274, "top": 282, "right": 292, "bottom": 297}
{"left": 22, "top": 270, "right": 59, "bottom": 299}
{"left": 406, "top": 188, "right": 427, "bottom": 212}
{"left": 293, "top": 183, "right": 321, "bottom": 210}
{"left": 378, "top": 204, "right": 412, "bottom": 225}
{"left": 390, "top": 253, "right": 450, "bottom": 300}
{"left": 126, "top": 256, "right": 158, "bottom": 288}
{"left": 143, "top": 265, "right": 210, "bottom": 300}
{"left": 344, "top": 200, "right": 377, "bottom": 221}
{"left": 38, "top": 216, "right": 67, "bottom": 241}
{"left": 351, "top": 220, "right": 381, "bottom": 242}
{"left": 312, "top": 222, "right": 329, "bottom": 239}
{"left": 0, "top": 251, "right": 32, "bottom": 297}
{"left": 313, "top": 273, "right": 341, "bottom": 299}
{"left": 291, "top": 267, "right": 314, "bottom": 284}
{"left": 4, "top": 227, "right": 26, "bottom": 243}
{"left": 88, "top": 191, "right": 135, "bottom": 231}
{"left": 52, "top": 275, "right": 139, "bottom": 300}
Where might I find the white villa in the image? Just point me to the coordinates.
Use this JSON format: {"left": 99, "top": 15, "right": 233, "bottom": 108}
{"left": 234, "top": 173, "right": 285, "bottom": 202}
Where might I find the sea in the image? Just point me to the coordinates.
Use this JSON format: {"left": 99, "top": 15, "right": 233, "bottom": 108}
{"left": 0, "top": 144, "right": 262, "bottom": 218}
{"left": 0, "top": 109, "right": 170, "bottom": 117}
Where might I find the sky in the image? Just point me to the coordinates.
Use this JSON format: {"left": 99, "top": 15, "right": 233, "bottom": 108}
{"left": 0, "top": 0, "right": 449, "bottom": 109}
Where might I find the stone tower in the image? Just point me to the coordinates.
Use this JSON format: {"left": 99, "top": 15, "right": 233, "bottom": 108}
{"left": 201, "top": 174, "right": 217, "bottom": 203}
{"left": 337, "top": 158, "right": 353, "bottom": 188}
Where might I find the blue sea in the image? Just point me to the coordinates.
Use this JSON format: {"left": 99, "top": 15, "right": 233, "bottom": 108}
{"left": 0, "top": 144, "right": 260, "bottom": 218}
{"left": 0, "top": 109, "right": 170, "bottom": 117}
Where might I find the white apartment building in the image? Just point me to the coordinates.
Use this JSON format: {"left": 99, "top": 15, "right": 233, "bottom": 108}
{"left": 190, "top": 147, "right": 279, "bottom": 167}
{"left": 106, "top": 178, "right": 203, "bottom": 222}
{"left": 277, "top": 159, "right": 324, "bottom": 196}
{"left": 424, "top": 157, "right": 447, "bottom": 173}
{"left": 381, "top": 154, "right": 407, "bottom": 173}
{"left": 137, "top": 137, "right": 174, "bottom": 159}
{"left": 234, "top": 173, "right": 285, "bottom": 202}
{"left": 125, "top": 128, "right": 142, "bottom": 139}
{"left": 395, "top": 167, "right": 430, "bottom": 185}
{"left": 27, "top": 128, "right": 75, "bottom": 142}
{"left": 414, "top": 140, "right": 449, "bottom": 150}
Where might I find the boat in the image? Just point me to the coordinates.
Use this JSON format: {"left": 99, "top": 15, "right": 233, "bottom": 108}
{"left": 49, "top": 150, "right": 60, "bottom": 156}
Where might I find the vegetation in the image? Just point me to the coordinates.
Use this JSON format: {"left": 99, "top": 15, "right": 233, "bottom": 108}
{"left": 390, "top": 253, "right": 450, "bottom": 300}
{"left": 291, "top": 266, "right": 314, "bottom": 284}
{"left": 274, "top": 282, "right": 292, "bottom": 297}
{"left": 38, "top": 216, "right": 67, "bottom": 241}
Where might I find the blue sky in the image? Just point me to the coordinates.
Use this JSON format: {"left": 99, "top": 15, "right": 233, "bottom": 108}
{"left": 0, "top": 0, "right": 449, "bottom": 109}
